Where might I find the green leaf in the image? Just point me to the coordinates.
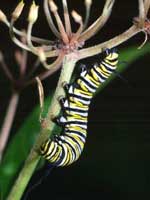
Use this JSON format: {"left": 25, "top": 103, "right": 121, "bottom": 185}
{"left": 0, "top": 96, "right": 52, "bottom": 199}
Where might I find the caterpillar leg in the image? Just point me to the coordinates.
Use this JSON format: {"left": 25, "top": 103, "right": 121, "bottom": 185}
{"left": 53, "top": 81, "right": 70, "bottom": 124}
{"left": 52, "top": 80, "right": 72, "bottom": 126}
{"left": 79, "top": 63, "right": 87, "bottom": 73}
{"left": 53, "top": 96, "right": 69, "bottom": 126}
{"left": 58, "top": 97, "right": 66, "bottom": 110}
{"left": 104, "top": 48, "right": 117, "bottom": 57}
{"left": 52, "top": 116, "right": 62, "bottom": 126}
{"left": 54, "top": 116, "right": 67, "bottom": 127}
{"left": 62, "top": 82, "right": 70, "bottom": 94}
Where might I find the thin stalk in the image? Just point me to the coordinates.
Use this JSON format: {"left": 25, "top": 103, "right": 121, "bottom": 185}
{"left": 43, "top": 0, "right": 61, "bottom": 38}
{"left": 83, "top": 0, "right": 92, "bottom": 30}
{"left": 144, "top": 0, "right": 150, "bottom": 16}
{"left": 79, "top": 0, "right": 115, "bottom": 42}
{"left": 45, "top": 49, "right": 58, "bottom": 57}
{"left": 71, "top": 11, "right": 83, "bottom": 43}
{"left": 4, "top": 19, "right": 53, "bottom": 45}
{"left": 0, "top": 52, "right": 14, "bottom": 82}
{"left": 27, "top": 22, "right": 38, "bottom": 54}
{"left": 62, "top": 0, "right": 72, "bottom": 36}
{"left": 41, "top": 51, "right": 64, "bottom": 70}
{"left": 26, "top": 58, "right": 40, "bottom": 79}
{"left": 20, "top": 50, "right": 28, "bottom": 77}
{"left": 26, "top": 61, "right": 62, "bottom": 86}
{"left": 9, "top": 19, "right": 31, "bottom": 51}
{"left": 0, "top": 92, "right": 19, "bottom": 162}
{"left": 6, "top": 54, "right": 77, "bottom": 200}
{"left": 52, "top": 8, "right": 69, "bottom": 44}
{"left": 138, "top": 0, "right": 145, "bottom": 27}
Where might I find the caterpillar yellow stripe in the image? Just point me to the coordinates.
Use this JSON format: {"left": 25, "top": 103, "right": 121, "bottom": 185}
{"left": 40, "top": 49, "right": 118, "bottom": 167}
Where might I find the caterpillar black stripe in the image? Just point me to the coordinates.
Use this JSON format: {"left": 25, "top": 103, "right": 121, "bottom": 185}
{"left": 40, "top": 49, "right": 118, "bottom": 167}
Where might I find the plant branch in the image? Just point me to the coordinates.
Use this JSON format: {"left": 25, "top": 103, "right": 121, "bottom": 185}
{"left": 6, "top": 54, "right": 77, "bottom": 200}
{"left": 0, "top": 51, "right": 14, "bottom": 82}
{"left": 78, "top": 25, "right": 141, "bottom": 60}
{"left": 0, "top": 92, "right": 19, "bottom": 162}
{"left": 9, "top": 19, "right": 31, "bottom": 51}
{"left": 45, "top": 49, "right": 58, "bottom": 58}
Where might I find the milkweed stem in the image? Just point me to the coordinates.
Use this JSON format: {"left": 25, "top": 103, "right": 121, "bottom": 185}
{"left": 6, "top": 54, "right": 77, "bottom": 200}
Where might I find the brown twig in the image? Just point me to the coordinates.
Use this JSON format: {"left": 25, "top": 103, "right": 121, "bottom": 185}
{"left": 0, "top": 51, "right": 14, "bottom": 82}
{"left": 0, "top": 92, "right": 19, "bottom": 162}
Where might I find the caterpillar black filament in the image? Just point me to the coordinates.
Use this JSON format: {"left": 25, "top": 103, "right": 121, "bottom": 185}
{"left": 40, "top": 49, "right": 118, "bottom": 167}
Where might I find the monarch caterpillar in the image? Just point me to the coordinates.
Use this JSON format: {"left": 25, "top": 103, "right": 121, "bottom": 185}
{"left": 40, "top": 48, "right": 118, "bottom": 167}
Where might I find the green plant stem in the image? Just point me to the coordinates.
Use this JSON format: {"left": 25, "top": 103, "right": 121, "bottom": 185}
{"left": 6, "top": 54, "right": 77, "bottom": 200}
{"left": 44, "top": 54, "right": 77, "bottom": 128}
{"left": 0, "top": 92, "right": 19, "bottom": 162}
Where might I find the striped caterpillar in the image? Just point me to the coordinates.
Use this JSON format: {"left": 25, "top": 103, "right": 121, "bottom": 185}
{"left": 40, "top": 49, "right": 118, "bottom": 167}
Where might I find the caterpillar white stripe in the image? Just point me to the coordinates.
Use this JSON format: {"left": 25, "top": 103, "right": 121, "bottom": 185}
{"left": 40, "top": 49, "right": 118, "bottom": 167}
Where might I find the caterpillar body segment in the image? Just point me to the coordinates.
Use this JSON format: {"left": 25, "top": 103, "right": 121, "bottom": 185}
{"left": 40, "top": 49, "right": 118, "bottom": 167}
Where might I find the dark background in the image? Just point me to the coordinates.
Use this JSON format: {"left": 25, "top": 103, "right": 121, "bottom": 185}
{"left": 0, "top": 0, "right": 150, "bottom": 200}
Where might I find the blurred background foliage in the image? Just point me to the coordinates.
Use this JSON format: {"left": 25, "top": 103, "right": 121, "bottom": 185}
{"left": 0, "top": 0, "right": 150, "bottom": 200}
